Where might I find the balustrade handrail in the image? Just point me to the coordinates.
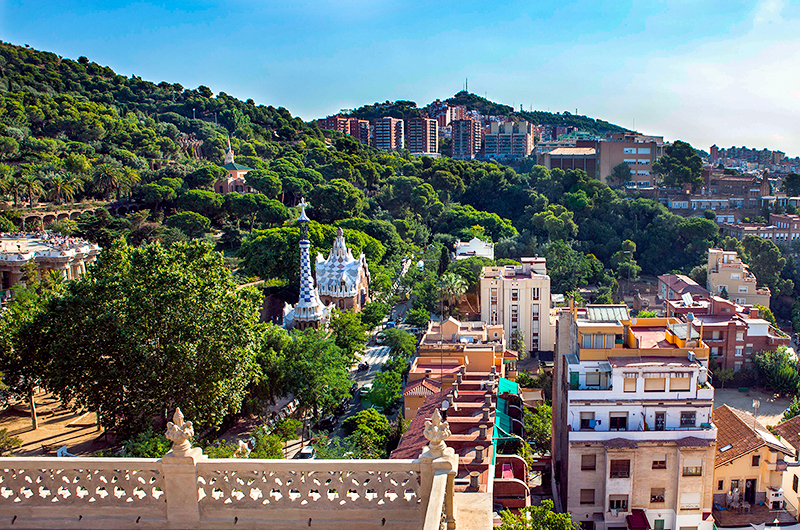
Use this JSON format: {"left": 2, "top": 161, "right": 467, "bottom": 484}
{"left": 423, "top": 472, "right": 449, "bottom": 530}
{"left": 195, "top": 458, "right": 420, "bottom": 473}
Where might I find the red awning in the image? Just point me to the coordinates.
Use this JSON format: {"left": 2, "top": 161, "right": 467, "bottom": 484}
{"left": 626, "top": 509, "right": 651, "bottom": 530}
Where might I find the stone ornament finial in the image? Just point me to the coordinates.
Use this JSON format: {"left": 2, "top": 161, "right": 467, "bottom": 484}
{"left": 424, "top": 408, "right": 451, "bottom": 457}
{"left": 166, "top": 408, "right": 194, "bottom": 454}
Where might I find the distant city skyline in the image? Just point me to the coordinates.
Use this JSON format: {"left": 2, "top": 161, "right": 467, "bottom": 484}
{"left": 2, "top": 0, "right": 799, "bottom": 157}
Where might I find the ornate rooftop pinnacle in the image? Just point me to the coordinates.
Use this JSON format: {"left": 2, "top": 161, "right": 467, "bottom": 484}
{"left": 424, "top": 408, "right": 451, "bottom": 457}
{"left": 297, "top": 198, "right": 310, "bottom": 239}
{"left": 166, "top": 408, "right": 194, "bottom": 455}
{"left": 224, "top": 136, "right": 234, "bottom": 165}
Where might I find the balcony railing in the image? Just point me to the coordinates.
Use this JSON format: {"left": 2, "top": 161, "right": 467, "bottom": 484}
{"left": 0, "top": 409, "right": 459, "bottom": 530}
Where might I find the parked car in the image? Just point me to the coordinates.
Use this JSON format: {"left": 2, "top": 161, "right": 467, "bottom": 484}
{"left": 384, "top": 321, "right": 396, "bottom": 329}
{"left": 314, "top": 415, "right": 336, "bottom": 431}
{"left": 375, "top": 334, "right": 386, "bottom": 345}
{"left": 295, "top": 446, "right": 317, "bottom": 459}
{"left": 406, "top": 326, "right": 420, "bottom": 334}
{"left": 360, "top": 383, "right": 373, "bottom": 397}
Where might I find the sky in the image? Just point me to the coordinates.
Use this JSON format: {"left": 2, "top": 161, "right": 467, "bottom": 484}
{"left": 2, "top": 0, "right": 800, "bottom": 156}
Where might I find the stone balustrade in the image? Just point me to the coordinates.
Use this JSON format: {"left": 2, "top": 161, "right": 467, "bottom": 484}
{"left": 0, "top": 409, "right": 459, "bottom": 529}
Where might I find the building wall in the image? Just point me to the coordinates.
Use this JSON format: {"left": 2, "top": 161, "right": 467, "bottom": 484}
{"left": 544, "top": 153, "right": 598, "bottom": 176}
{"left": 452, "top": 119, "right": 482, "bottom": 160}
{"left": 374, "top": 117, "right": 404, "bottom": 150}
{"left": 597, "top": 133, "right": 663, "bottom": 186}
{"left": 406, "top": 118, "right": 438, "bottom": 154}
{"left": 707, "top": 249, "right": 771, "bottom": 307}
{"left": 713, "top": 445, "right": 786, "bottom": 506}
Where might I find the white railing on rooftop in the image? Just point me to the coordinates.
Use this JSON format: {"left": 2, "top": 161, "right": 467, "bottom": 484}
{"left": 0, "top": 408, "right": 460, "bottom": 530}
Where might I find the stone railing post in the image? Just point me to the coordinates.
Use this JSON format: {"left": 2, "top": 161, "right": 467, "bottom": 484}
{"left": 420, "top": 409, "right": 459, "bottom": 529}
{"left": 162, "top": 408, "right": 207, "bottom": 527}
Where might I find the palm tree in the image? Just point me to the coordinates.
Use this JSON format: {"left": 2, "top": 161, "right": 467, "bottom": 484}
{"left": 47, "top": 172, "right": 83, "bottom": 205}
{"left": 93, "top": 164, "right": 122, "bottom": 200}
{"left": 118, "top": 168, "right": 141, "bottom": 200}
{"left": 437, "top": 272, "right": 467, "bottom": 318}
{"left": 19, "top": 172, "right": 44, "bottom": 208}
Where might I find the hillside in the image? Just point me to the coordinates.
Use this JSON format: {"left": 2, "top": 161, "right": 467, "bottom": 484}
{"left": 341, "top": 91, "right": 628, "bottom": 136}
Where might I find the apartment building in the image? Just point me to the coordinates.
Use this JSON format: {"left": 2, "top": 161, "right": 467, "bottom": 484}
{"left": 597, "top": 133, "right": 664, "bottom": 186}
{"left": 772, "top": 415, "right": 800, "bottom": 521}
{"left": 373, "top": 117, "right": 404, "bottom": 150}
{"left": 451, "top": 119, "right": 482, "bottom": 160}
{"left": 480, "top": 257, "right": 556, "bottom": 356}
{"left": 552, "top": 306, "right": 716, "bottom": 530}
{"left": 706, "top": 248, "right": 771, "bottom": 307}
{"left": 657, "top": 274, "right": 710, "bottom": 301}
{"left": 316, "top": 115, "right": 370, "bottom": 144}
{"left": 406, "top": 117, "right": 438, "bottom": 155}
{"left": 542, "top": 147, "right": 598, "bottom": 177}
{"left": 666, "top": 295, "right": 790, "bottom": 370}
{"left": 428, "top": 100, "right": 466, "bottom": 127}
{"left": 712, "top": 405, "right": 796, "bottom": 526}
{"left": 720, "top": 214, "right": 800, "bottom": 244}
{"left": 483, "top": 121, "right": 534, "bottom": 160}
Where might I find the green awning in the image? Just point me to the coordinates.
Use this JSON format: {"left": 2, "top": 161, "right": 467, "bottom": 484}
{"left": 498, "top": 377, "right": 519, "bottom": 395}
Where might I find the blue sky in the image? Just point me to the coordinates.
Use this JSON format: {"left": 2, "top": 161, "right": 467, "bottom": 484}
{"left": 2, "top": 0, "right": 800, "bottom": 156}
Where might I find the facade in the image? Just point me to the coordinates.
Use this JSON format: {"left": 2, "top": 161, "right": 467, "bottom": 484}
{"left": 316, "top": 115, "right": 370, "bottom": 144}
{"left": 315, "top": 227, "right": 370, "bottom": 312}
{"left": 706, "top": 248, "right": 771, "bottom": 307}
{"left": 482, "top": 121, "right": 534, "bottom": 160}
{"left": 772, "top": 415, "right": 800, "bottom": 520}
{"left": 406, "top": 118, "right": 438, "bottom": 155}
{"left": 719, "top": 213, "right": 800, "bottom": 244}
{"left": 712, "top": 405, "right": 795, "bottom": 521}
{"left": 552, "top": 306, "right": 716, "bottom": 530}
{"left": 374, "top": 117, "right": 404, "bottom": 150}
{"left": 542, "top": 147, "right": 597, "bottom": 176}
{"left": 282, "top": 200, "right": 332, "bottom": 330}
{"left": 597, "top": 133, "right": 664, "bottom": 186}
{"left": 216, "top": 138, "right": 254, "bottom": 194}
{"left": 453, "top": 237, "right": 494, "bottom": 261}
{"left": 480, "top": 257, "right": 556, "bottom": 355}
{"left": 451, "top": 119, "right": 482, "bottom": 160}
{"left": 0, "top": 234, "right": 100, "bottom": 291}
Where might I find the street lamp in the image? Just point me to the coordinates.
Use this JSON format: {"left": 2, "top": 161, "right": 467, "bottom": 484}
{"left": 753, "top": 399, "right": 761, "bottom": 429}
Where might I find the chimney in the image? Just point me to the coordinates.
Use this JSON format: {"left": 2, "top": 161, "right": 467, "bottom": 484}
{"left": 469, "top": 471, "right": 481, "bottom": 490}
{"left": 475, "top": 445, "right": 485, "bottom": 463}
{"left": 479, "top": 424, "right": 488, "bottom": 439}
{"left": 484, "top": 393, "right": 493, "bottom": 407}
{"left": 482, "top": 407, "right": 491, "bottom": 421}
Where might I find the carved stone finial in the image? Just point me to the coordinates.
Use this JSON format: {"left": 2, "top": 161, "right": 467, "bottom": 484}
{"left": 424, "top": 408, "right": 451, "bottom": 457}
{"left": 166, "top": 408, "right": 194, "bottom": 454}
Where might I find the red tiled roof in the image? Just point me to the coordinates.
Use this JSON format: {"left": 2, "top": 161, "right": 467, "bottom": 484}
{"left": 391, "top": 390, "right": 448, "bottom": 459}
{"left": 713, "top": 404, "right": 794, "bottom": 467}
{"left": 772, "top": 415, "right": 800, "bottom": 452}
{"left": 403, "top": 377, "right": 442, "bottom": 398}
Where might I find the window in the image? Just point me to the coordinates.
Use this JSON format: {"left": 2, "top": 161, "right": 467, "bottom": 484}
{"left": 609, "top": 494, "right": 628, "bottom": 511}
{"left": 624, "top": 378, "right": 636, "bottom": 392}
{"left": 680, "top": 493, "right": 701, "bottom": 509}
{"left": 638, "top": 159, "right": 650, "bottom": 165}
{"left": 652, "top": 457, "right": 666, "bottom": 469}
{"left": 650, "top": 488, "right": 665, "bottom": 503}
{"left": 585, "top": 372, "right": 601, "bottom": 387}
{"left": 582, "top": 334, "right": 592, "bottom": 348}
{"left": 718, "top": 285, "right": 728, "bottom": 293}
{"left": 711, "top": 347, "right": 719, "bottom": 356}
{"left": 581, "top": 454, "right": 596, "bottom": 470}
{"left": 511, "top": 289, "right": 519, "bottom": 301}
{"left": 624, "top": 158, "right": 637, "bottom": 164}
{"left": 793, "top": 474, "right": 798, "bottom": 493}
{"left": 738, "top": 285, "right": 748, "bottom": 293}
{"left": 680, "top": 411, "right": 696, "bottom": 427}
{"left": 736, "top": 331, "right": 744, "bottom": 341}
{"left": 712, "top": 330, "right": 721, "bottom": 340}
{"left": 580, "top": 522, "right": 595, "bottom": 530}
{"left": 610, "top": 460, "right": 630, "bottom": 478}
{"left": 746, "top": 344, "right": 753, "bottom": 355}
{"left": 638, "top": 148, "right": 651, "bottom": 155}
{"left": 531, "top": 287, "right": 540, "bottom": 300}
{"left": 580, "top": 489, "right": 595, "bottom": 505}
{"left": 654, "top": 520, "right": 664, "bottom": 530}
{"left": 731, "top": 273, "right": 741, "bottom": 280}
{"left": 670, "top": 378, "right": 691, "bottom": 392}
{"left": 624, "top": 147, "right": 636, "bottom": 154}
{"left": 580, "top": 412, "right": 595, "bottom": 430}
{"left": 644, "top": 377, "right": 666, "bottom": 392}
{"left": 683, "top": 462, "right": 702, "bottom": 476}
{"left": 752, "top": 454, "right": 760, "bottom": 467}
{"left": 731, "top": 479, "right": 739, "bottom": 491}
{"left": 735, "top": 347, "right": 743, "bottom": 357}
{"left": 594, "top": 334, "right": 604, "bottom": 348}
{"left": 609, "top": 413, "right": 628, "bottom": 431}
{"left": 532, "top": 304, "right": 540, "bottom": 318}
{"left": 718, "top": 480, "right": 724, "bottom": 491}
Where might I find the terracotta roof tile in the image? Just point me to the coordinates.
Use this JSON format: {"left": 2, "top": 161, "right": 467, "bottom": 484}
{"left": 403, "top": 377, "right": 442, "bottom": 398}
{"left": 772, "top": 415, "right": 800, "bottom": 452}
{"left": 713, "top": 404, "right": 793, "bottom": 467}
{"left": 390, "top": 390, "right": 448, "bottom": 460}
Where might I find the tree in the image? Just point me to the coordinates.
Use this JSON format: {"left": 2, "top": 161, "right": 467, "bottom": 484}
{"left": 716, "top": 368, "right": 734, "bottom": 390}
{"left": 93, "top": 164, "right": 123, "bottom": 200}
{"left": 742, "top": 235, "right": 794, "bottom": 297}
{"left": 651, "top": 140, "right": 703, "bottom": 190}
{"left": 46, "top": 172, "right": 82, "bottom": 204}
{"left": 380, "top": 328, "right": 416, "bottom": 359}
{"left": 782, "top": 173, "right": 800, "bottom": 197}
{"left": 689, "top": 264, "right": 707, "bottom": 286}
{"left": 754, "top": 304, "right": 778, "bottom": 327}
{"left": 497, "top": 500, "right": 576, "bottom": 530}
{"left": 531, "top": 204, "right": 577, "bottom": 241}
{"left": 753, "top": 347, "right": 800, "bottom": 396}
{"left": 245, "top": 169, "right": 282, "bottom": 198}
{"left": 609, "top": 162, "right": 631, "bottom": 186}
{"left": 178, "top": 189, "right": 224, "bottom": 219}
{"left": 328, "top": 309, "right": 367, "bottom": 362}
{"left": 367, "top": 370, "right": 401, "bottom": 409}
{"left": 309, "top": 179, "right": 365, "bottom": 224}
{"left": 13, "top": 240, "right": 263, "bottom": 435}
{"left": 360, "top": 301, "right": 390, "bottom": 329}
{"left": 437, "top": 272, "right": 467, "bottom": 317}
{"left": 166, "top": 211, "right": 211, "bottom": 238}
{"left": 524, "top": 404, "right": 552, "bottom": 455}
{"left": 342, "top": 408, "right": 391, "bottom": 446}
{"left": 404, "top": 307, "right": 430, "bottom": 329}
{"left": 19, "top": 171, "right": 43, "bottom": 208}
{"left": 185, "top": 165, "right": 225, "bottom": 190}
{"left": 784, "top": 395, "right": 800, "bottom": 420}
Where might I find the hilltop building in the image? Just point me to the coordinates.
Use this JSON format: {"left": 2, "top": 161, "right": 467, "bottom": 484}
{"left": 316, "top": 115, "right": 370, "bottom": 144}
{"left": 706, "top": 248, "right": 770, "bottom": 307}
{"left": 482, "top": 121, "right": 534, "bottom": 160}
{"left": 453, "top": 237, "right": 494, "bottom": 261}
{"left": 405, "top": 117, "right": 438, "bottom": 155}
{"left": 315, "top": 227, "right": 370, "bottom": 312}
{"left": 216, "top": 138, "right": 254, "bottom": 194}
{"left": 451, "top": 119, "right": 482, "bottom": 160}
{"left": 480, "top": 257, "right": 556, "bottom": 356}
{"left": 552, "top": 305, "right": 716, "bottom": 530}
{"left": 374, "top": 117, "right": 404, "bottom": 150}
{"left": 282, "top": 199, "right": 332, "bottom": 330}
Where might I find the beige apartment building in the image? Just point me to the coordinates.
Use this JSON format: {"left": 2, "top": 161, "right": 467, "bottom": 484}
{"left": 597, "top": 133, "right": 664, "bottom": 187}
{"left": 483, "top": 121, "right": 534, "bottom": 160}
{"left": 451, "top": 119, "right": 482, "bottom": 160}
{"left": 406, "top": 117, "right": 438, "bottom": 155}
{"left": 553, "top": 306, "right": 716, "bottom": 530}
{"left": 706, "top": 248, "right": 770, "bottom": 307}
{"left": 480, "top": 257, "right": 556, "bottom": 356}
{"left": 373, "top": 117, "right": 404, "bottom": 150}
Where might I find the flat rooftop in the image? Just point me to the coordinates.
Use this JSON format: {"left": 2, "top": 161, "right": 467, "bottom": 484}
{"left": 630, "top": 327, "right": 677, "bottom": 349}
{"left": 608, "top": 356, "right": 700, "bottom": 368}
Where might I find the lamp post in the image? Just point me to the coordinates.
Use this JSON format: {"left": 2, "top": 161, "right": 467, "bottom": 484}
{"left": 753, "top": 399, "right": 761, "bottom": 429}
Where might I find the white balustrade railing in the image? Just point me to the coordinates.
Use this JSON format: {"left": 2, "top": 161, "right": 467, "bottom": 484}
{"left": 0, "top": 408, "right": 459, "bottom": 530}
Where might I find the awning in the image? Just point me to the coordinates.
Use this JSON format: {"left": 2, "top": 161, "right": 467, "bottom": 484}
{"left": 670, "top": 372, "right": 692, "bottom": 378}
{"left": 626, "top": 509, "right": 651, "bottom": 530}
{"left": 623, "top": 372, "right": 639, "bottom": 378}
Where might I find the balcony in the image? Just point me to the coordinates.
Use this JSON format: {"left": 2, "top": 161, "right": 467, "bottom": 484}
{"left": 0, "top": 409, "right": 460, "bottom": 530}
{"left": 569, "top": 424, "right": 717, "bottom": 443}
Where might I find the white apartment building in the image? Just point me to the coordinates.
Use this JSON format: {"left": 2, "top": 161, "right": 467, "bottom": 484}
{"left": 480, "top": 257, "right": 556, "bottom": 355}
{"left": 553, "top": 306, "right": 716, "bottom": 530}
{"left": 706, "top": 248, "right": 771, "bottom": 307}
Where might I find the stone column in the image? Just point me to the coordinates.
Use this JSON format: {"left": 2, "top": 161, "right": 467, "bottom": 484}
{"left": 162, "top": 408, "right": 207, "bottom": 526}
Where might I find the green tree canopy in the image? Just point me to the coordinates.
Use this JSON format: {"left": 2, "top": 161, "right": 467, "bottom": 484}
{"left": 652, "top": 140, "right": 703, "bottom": 190}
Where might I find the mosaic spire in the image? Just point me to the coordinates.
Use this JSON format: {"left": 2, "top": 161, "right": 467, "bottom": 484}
{"left": 293, "top": 198, "right": 324, "bottom": 324}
